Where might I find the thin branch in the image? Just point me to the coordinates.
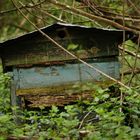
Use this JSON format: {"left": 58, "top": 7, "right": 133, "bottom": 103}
{"left": 78, "top": 111, "right": 92, "bottom": 129}
{"left": 126, "top": 24, "right": 140, "bottom": 32}
{"left": 78, "top": 0, "right": 140, "bottom": 32}
{"left": 38, "top": 8, "right": 66, "bottom": 23}
{"left": 17, "top": 1, "right": 66, "bottom": 23}
{"left": 120, "top": 0, "right": 126, "bottom": 113}
{"left": 18, "top": 4, "right": 48, "bottom": 25}
{"left": 127, "top": 0, "right": 140, "bottom": 15}
{"left": 12, "top": 0, "right": 131, "bottom": 90}
{"left": 128, "top": 34, "right": 140, "bottom": 85}
{"left": 14, "top": 14, "right": 30, "bottom": 34}
{"left": 121, "top": 68, "right": 140, "bottom": 76}
{"left": 0, "top": 0, "right": 46, "bottom": 15}
{"left": 101, "top": 15, "right": 140, "bottom": 23}
{"left": 77, "top": 0, "right": 140, "bottom": 19}
{"left": 48, "top": 0, "right": 138, "bottom": 34}
{"left": 81, "top": 0, "right": 103, "bottom": 16}
{"left": 10, "top": 23, "right": 30, "bottom": 32}
{"left": 119, "top": 46, "right": 140, "bottom": 59}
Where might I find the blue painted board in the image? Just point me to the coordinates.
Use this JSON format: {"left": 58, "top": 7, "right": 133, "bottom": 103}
{"left": 13, "top": 61, "right": 120, "bottom": 89}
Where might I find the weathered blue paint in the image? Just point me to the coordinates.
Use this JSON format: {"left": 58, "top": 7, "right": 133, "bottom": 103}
{"left": 13, "top": 61, "right": 120, "bottom": 90}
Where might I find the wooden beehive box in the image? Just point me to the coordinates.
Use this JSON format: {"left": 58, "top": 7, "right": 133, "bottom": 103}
{"left": 0, "top": 23, "right": 130, "bottom": 108}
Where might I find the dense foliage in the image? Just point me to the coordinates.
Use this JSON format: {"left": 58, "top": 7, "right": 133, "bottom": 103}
{"left": 0, "top": 71, "right": 140, "bottom": 139}
{"left": 0, "top": 0, "right": 140, "bottom": 139}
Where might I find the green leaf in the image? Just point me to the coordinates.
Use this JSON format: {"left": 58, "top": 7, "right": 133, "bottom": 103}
{"left": 102, "top": 94, "right": 109, "bottom": 99}
{"left": 51, "top": 106, "right": 59, "bottom": 113}
{"left": 94, "top": 97, "right": 99, "bottom": 102}
{"left": 67, "top": 43, "right": 78, "bottom": 50}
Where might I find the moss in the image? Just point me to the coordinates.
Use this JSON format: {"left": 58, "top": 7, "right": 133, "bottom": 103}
{"left": 16, "top": 80, "right": 115, "bottom": 96}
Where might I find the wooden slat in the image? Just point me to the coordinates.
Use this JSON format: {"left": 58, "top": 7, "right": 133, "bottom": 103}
{"left": 13, "top": 60, "right": 119, "bottom": 89}
{"left": 3, "top": 36, "right": 119, "bottom": 67}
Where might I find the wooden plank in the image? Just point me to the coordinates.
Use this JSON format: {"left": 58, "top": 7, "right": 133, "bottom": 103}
{"left": 16, "top": 80, "right": 115, "bottom": 107}
{"left": 24, "top": 91, "right": 92, "bottom": 107}
{"left": 2, "top": 36, "right": 119, "bottom": 67}
{"left": 13, "top": 60, "right": 119, "bottom": 90}
{"left": 13, "top": 59, "right": 120, "bottom": 107}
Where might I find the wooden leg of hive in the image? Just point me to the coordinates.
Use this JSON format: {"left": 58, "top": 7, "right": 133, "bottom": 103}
{"left": 10, "top": 80, "right": 17, "bottom": 107}
{"left": 10, "top": 80, "right": 21, "bottom": 124}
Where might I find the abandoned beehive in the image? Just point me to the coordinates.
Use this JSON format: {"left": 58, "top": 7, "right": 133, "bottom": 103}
{"left": 0, "top": 23, "right": 131, "bottom": 107}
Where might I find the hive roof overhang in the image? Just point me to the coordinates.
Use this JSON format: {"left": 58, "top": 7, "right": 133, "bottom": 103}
{"left": 0, "top": 22, "right": 133, "bottom": 48}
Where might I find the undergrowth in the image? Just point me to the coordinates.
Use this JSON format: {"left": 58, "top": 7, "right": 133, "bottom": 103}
{"left": 0, "top": 66, "right": 140, "bottom": 140}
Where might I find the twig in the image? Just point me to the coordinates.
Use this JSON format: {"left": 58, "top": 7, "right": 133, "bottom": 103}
{"left": 10, "top": 23, "right": 30, "bottom": 32}
{"left": 127, "top": 0, "right": 140, "bottom": 15}
{"left": 0, "top": 0, "right": 46, "bottom": 15}
{"left": 20, "top": 0, "right": 66, "bottom": 23}
{"left": 14, "top": 14, "right": 30, "bottom": 34}
{"left": 48, "top": 0, "right": 138, "bottom": 34}
{"left": 102, "top": 15, "right": 140, "bottom": 23}
{"left": 81, "top": 0, "right": 140, "bottom": 18}
{"left": 121, "top": 68, "right": 140, "bottom": 76}
{"left": 119, "top": 0, "right": 126, "bottom": 113}
{"left": 81, "top": 0, "right": 103, "bottom": 16}
{"left": 126, "top": 24, "right": 140, "bottom": 32}
{"left": 38, "top": 8, "right": 66, "bottom": 23}
{"left": 11, "top": 0, "right": 131, "bottom": 90}
{"left": 78, "top": 111, "right": 92, "bottom": 129}
{"left": 18, "top": 4, "right": 48, "bottom": 25}
{"left": 119, "top": 46, "right": 140, "bottom": 59}
{"left": 79, "top": 0, "right": 140, "bottom": 32}
{"left": 77, "top": 0, "right": 140, "bottom": 22}
{"left": 128, "top": 34, "right": 140, "bottom": 85}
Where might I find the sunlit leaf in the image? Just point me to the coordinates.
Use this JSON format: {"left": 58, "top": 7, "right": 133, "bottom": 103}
{"left": 67, "top": 43, "right": 78, "bottom": 50}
